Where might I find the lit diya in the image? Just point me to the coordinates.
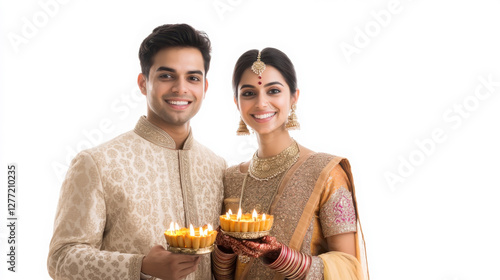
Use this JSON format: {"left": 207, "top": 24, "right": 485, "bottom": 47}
{"left": 219, "top": 209, "right": 274, "bottom": 239}
{"left": 164, "top": 222, "right": 216, "bottom": 254}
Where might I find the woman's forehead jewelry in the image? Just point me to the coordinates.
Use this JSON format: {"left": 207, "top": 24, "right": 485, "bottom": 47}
{"left": 251, "top": 51, "right": 266, "bottom": 85}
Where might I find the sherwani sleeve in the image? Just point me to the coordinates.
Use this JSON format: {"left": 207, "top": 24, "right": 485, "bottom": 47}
{"left": 47, "top": 152, "right": 144, "bottom": 280}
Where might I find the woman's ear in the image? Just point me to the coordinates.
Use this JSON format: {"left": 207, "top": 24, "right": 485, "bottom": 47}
{"left": 292, "top": 88, "right": 300, "bottom": 105}
{"left": 234, "top": 97, "right": 239, "bottom": 110}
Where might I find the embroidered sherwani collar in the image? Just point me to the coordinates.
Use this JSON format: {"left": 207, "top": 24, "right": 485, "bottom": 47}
{"left": 134, "top": 116, "right": 194, "bottom": 150}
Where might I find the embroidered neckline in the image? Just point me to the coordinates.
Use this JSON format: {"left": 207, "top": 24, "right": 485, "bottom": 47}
{"left": 133, "top": 116, "right": 193, "bottom": 150}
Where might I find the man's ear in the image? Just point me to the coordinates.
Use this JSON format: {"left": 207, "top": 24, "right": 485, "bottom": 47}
{"left": 203, "top": 78, "right": 209, "bottom": 98}
{"left": 137, "top": 73, "right": 147, "bottom": 96}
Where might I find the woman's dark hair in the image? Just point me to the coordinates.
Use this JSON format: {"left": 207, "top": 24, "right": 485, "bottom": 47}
{"left": 232, "top": 47, "right": 297, "bottom": 99}
{"left": 139, "top": 23, "right": 211, "bottom": 78}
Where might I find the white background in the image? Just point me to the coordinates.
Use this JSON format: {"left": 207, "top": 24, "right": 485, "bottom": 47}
{"left": 1, "top": 0, "right": 500, "bottom": 279}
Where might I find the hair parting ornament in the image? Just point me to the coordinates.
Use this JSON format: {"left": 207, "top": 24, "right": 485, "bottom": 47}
{"left": 251, "top": 51, "right": 266, "bottom": 85}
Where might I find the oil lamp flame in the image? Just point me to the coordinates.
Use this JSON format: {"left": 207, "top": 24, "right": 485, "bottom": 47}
{"left": 237, "top": 208, "right": 242, "bottom": 221}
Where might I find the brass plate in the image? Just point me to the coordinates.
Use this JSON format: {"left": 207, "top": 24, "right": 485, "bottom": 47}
{"left": 221, "top": 229, "right": 270, "bottom": 239}
{"left": 167, "top": 244, "right": 215, "bottom": 255}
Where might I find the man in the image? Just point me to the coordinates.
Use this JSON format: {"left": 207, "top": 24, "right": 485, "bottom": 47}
{"left": 47, "top": 24, "right": 226, "bottom": 280}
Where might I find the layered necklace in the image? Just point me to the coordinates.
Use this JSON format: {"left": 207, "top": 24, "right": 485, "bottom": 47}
{"left": 248, "top": 140, "right": 300, "bottom": 181}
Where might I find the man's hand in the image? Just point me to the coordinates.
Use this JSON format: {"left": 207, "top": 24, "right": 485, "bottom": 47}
{"left": 141, "top": 245, "right": 200, "bottom": 280}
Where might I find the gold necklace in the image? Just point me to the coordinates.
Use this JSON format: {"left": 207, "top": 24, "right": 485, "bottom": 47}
{"left": 248, "top": 140, "right": 300, "bottom": 181}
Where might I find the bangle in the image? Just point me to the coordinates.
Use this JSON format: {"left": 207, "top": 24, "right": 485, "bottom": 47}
{"left": 268, "top": 246, "right": 288, "bottom": 270}
{"left": 265, "top": 245, "right": 312, "bottom": 280}
{"left": 212, "top": 246, "right": 237, "bottom": 279}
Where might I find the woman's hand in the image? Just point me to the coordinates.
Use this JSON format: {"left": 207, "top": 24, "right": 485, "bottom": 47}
{"left": 215, "top": 227, "right": 244, "bottom": 254}
{"left": 240, "top": 236, "right": 283, "bottom": 262}
{"left": 216, "top": 227, "right": 283, "bottom": 262}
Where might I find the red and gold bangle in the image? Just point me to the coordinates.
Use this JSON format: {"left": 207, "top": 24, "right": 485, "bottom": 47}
{"left": 287, "top": 253, "right": 302, "bottom": 275}
{"left": 278, "top": 248, "right": 298, "bottom": 274}
{"left": 266, "top": 245, "right": 312, "bottom": 280}
{"left": 268, "top": 246, "right": 288, "bottom": 270}
{"left": 296, "top": 253, "right": 312, "bottom": 280}
{"left": 288, "top": 253, "right": 311, "bottom": 279}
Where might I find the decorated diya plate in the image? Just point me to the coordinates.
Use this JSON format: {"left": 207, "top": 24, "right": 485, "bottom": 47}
{"left": 219, "top": 209, "right": 274, "bottom": 240}
{"left": 221, "top": 229, "right": 270, "bottom": 240}
{"left": 164, "top": 223, "right": 217, "bottom": 254}
{"left": 167, "top": 244, "right": 215, "bottom": 255}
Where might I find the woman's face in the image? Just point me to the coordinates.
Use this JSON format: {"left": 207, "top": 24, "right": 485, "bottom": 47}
{"left": 236, "top": 66, "right": 297, "bottom": 136}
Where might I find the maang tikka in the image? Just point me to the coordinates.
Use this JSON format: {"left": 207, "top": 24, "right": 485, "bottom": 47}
{"left": 251, "top": 51, "right": 266, "bottom": 84}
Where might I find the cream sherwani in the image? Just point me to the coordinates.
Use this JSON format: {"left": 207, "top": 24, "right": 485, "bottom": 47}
{"left": 48, "top": 116, "right": 226, "bottom": 280}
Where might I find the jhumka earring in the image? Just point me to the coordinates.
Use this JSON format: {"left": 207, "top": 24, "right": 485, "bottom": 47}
{"left": 285, "top": 103, "right": 300, "bottom": 130}
{"left": 236, "top": 117, "right": 250, "bottom": 135}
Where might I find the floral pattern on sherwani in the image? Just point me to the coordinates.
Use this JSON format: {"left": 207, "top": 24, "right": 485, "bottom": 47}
{"left": 48, "top": 116, "right": 226, "bottom": 280}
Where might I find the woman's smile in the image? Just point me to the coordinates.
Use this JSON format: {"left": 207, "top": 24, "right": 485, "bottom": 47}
{"left": 251, "top": 112, "right": 277, "bottom": 122}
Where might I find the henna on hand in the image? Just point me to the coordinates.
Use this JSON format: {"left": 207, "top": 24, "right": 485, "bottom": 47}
{"left": 216, "top": 229, "right": 283, "bottom": 260}
{"left": 215, "top": 228, "right": 234, "bottom": 254}
{"left": 241, "top": 235, "right": 282, "bottom": 260}
{"left": 215, "top": 229, "right": 253, "bottom": 256}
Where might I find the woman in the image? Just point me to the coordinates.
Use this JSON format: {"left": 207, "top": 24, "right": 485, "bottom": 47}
{"left": 212, "top": 48, "right": 368, "bottom": 279}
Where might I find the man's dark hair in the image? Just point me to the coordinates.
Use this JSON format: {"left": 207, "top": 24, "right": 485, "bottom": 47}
{"left": 139, "top": 23, "right": 211, "bottom": 78}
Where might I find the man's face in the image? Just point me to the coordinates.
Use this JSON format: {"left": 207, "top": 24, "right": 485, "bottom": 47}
{"left": 139, "top": 47, "right": 207, "bottom": 131}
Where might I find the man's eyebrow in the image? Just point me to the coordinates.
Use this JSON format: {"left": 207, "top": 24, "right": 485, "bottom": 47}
{"left": 156, "top": 66, "right": 175, "bottom": 72}
{"left": 156, "top": 67, "right": 203, "bottom": 76}
{"left": 187, "top": 70, "right": 204, "bottom": 76}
